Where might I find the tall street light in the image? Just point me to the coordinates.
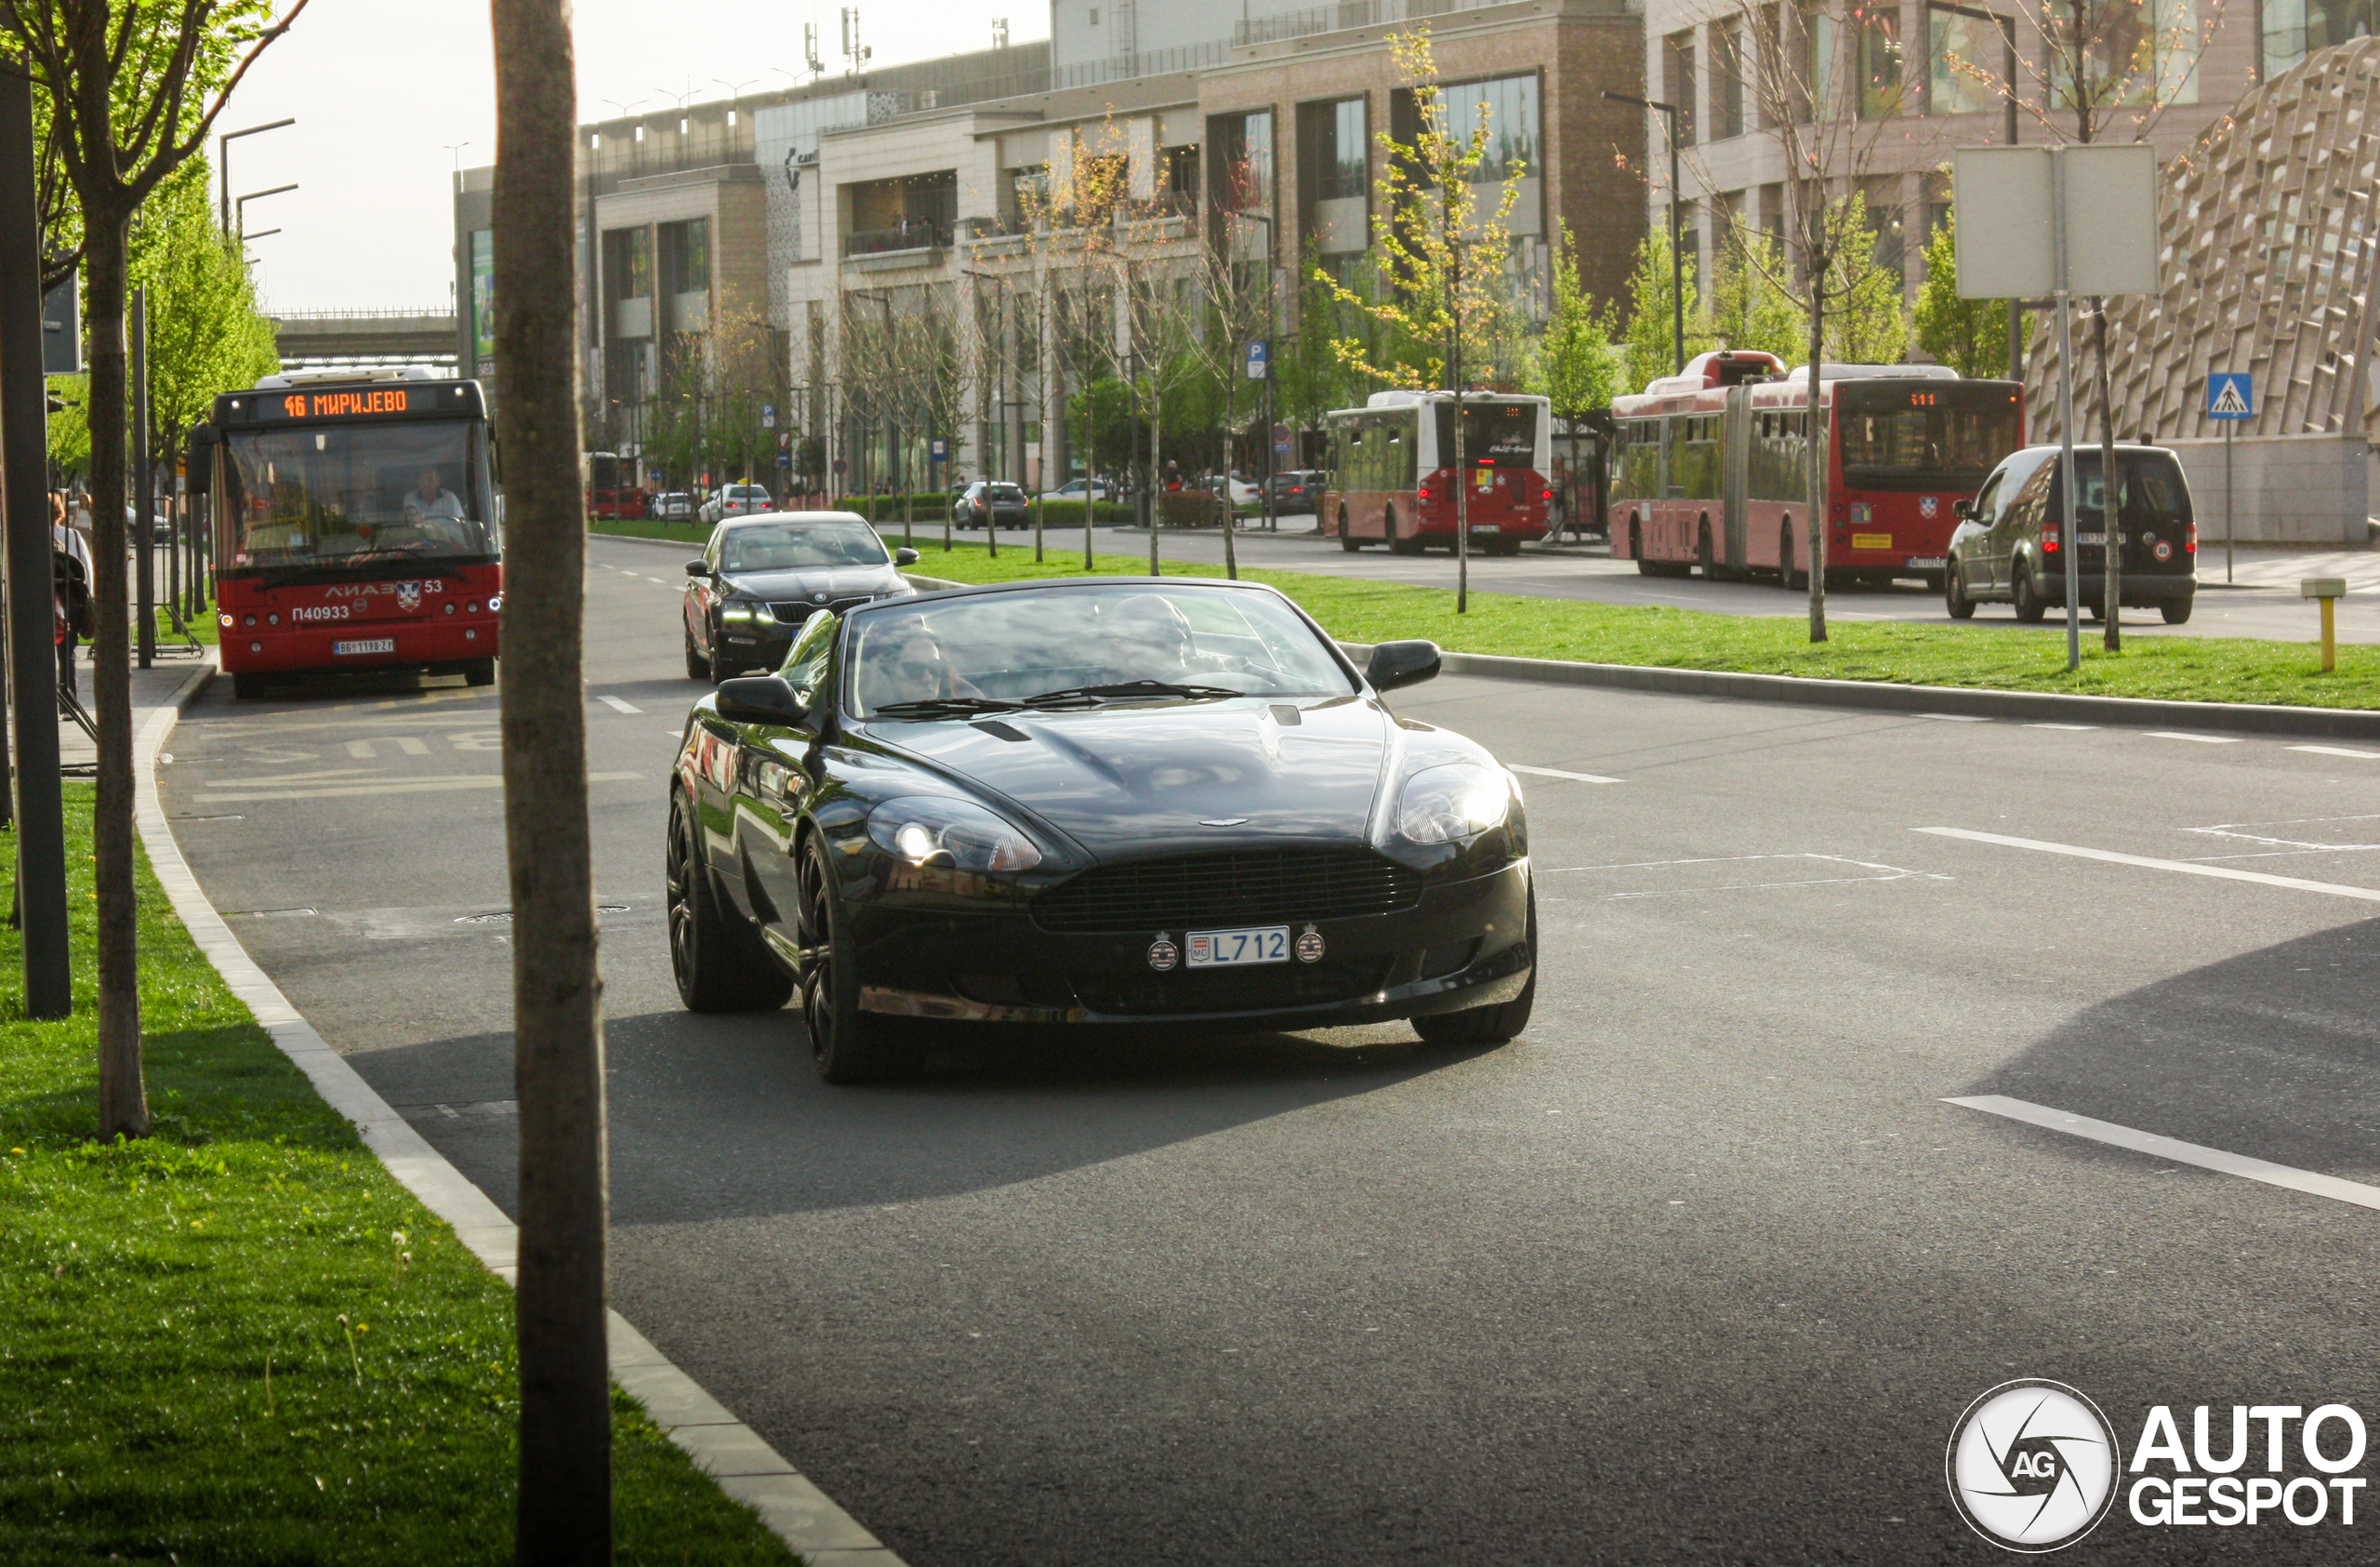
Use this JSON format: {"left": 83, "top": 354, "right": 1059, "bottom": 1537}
{"left": 235, "top": 182, "right": 298, "bottom": 239}
{"left": 1604, "top": 90, "right": 1685, "bottom": 374}
{"left": 218, "top": 118, "right": 295, "bottom": 236}
{"left": 1924, "top": 1, "right": 2023, "bottom": 377}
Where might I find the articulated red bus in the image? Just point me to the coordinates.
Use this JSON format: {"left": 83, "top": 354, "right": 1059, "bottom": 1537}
{"left": 585, "top": 450, "right": 646, "bottom": 519}
{"left": 199, "top": 369, "right": 501, "bottom": 698}
{"left": 1320, "top": 390, "right": 1553, "bottom": 556}
{"left": 1609, "top": 352, "right": 2023, "bottom": 589}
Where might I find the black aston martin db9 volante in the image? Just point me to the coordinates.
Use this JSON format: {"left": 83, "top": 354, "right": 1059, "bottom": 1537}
{"left": 681, "top": 511, "right": 920, "bottom": 683}
{"left": 667, "top": 578, "right": 1535, "bottom": 1082}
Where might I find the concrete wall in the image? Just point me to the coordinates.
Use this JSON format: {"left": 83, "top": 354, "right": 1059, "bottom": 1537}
{"left": 2162, "top": 432, "right": 2373, "bottom": 547}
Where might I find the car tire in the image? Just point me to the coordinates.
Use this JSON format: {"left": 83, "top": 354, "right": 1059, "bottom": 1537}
{"left": 707, "top": 630, "right": 736, "bottom": 684}
{"left": 1633, "top": 517, "right": 1654, "bottom": 577}
{"left": 1387, "top": 506, "right": 1422, "bottom": 556}
{"left": 2162, "top": 597, "right": 2194, "bottom": 625}
{"left": 464, "top": 658, "right": 496, "bottom": 687}
{"left": 230, "top": 671, "right": 270, "bottom": 699}
{"left": 1946, "top": 560, "right": 1977, "bottom": 619}
{"left": 666, "top": 793, "right": 795, "bottom": 1014}
{"left": 1697, "top": 520, "right": 1715, "bottom": 578}
{"left": 685, "top": 635, "right": 708, "bottom": 681}
{"left": 1340, "top": 506, "right": 1359, "bottom": 551}
{"left": 1414, "top": 886, "right": 1536, "bottom": 1046}
{"left": 2012, "top": 563, "right": 2048, "bottom": 623}
{"left": 798, "top": 833, "right": 916, "bottom": 1084}
{"left": 1781, "top": 523, "right": 1806, "bottom": 591}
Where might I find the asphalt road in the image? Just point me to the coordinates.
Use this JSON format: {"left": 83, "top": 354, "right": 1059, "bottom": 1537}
{"left": 160, "top": 533, "right": 2380, "bottom": 1563}
{"left": 1007, "top": 516, "right": 2380, "bottom": 644}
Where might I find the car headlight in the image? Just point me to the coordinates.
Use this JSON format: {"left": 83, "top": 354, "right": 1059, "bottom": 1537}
{"left": 720, "top": 599, "right": 765, "bottom": 625}
{"left": 1394, "top": 762, "right": 1511, "bottom": 845}
{"left": 866, "top": 796, "right": 1042, "bottom": 872}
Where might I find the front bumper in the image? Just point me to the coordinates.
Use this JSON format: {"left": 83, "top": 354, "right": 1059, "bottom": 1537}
{"left": 849, "top": 858, "right": 1532, "bottom": 1029}
{"left": 218, "top": 618, "right": 499, "bottom": 673}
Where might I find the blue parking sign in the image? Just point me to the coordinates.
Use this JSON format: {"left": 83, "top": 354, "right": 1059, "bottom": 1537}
{"left": 2205, "top": 372, "right": 2254, "bottom": 419}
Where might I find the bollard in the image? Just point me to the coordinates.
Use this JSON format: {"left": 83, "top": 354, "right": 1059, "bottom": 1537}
{"left": 2302, "top": 578, "right": 2347, "bottom": 672}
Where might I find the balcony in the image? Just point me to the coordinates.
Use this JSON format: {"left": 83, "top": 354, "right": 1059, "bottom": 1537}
{"left": 842, "top": 219, "right": 950, "bottom": 259}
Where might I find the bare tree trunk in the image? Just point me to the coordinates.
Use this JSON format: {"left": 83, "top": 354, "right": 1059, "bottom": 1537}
{"left": 1804, "top": 292, "right": 1828, "bottom": 643}
{"left": 85, "top": 210, "right": 145, "bottom": 1139}
{"left": 492, "top": 0, "right": 613, "bottom": 1560}
{"left": 1221, "top": 375, "right": 1238, "bottom": 580}
{"left": 2095, "top": 299, "right": 2121, "bottom": 651}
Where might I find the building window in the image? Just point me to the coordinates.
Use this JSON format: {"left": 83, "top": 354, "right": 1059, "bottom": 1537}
{"left": 1858, "top": 174, "right": 1904, "bottom": 279}
{"left": 1797, "top": 2, "right": 1839, "bottom": 121}
{"left": 1928, "top": 6, "right": 2004, "bottom": 114}
{"left": 2050, "top": 0, "right": 2203, "bottom": 109}
{"left": 1320, "top": 98, "right": 1367, "bottom": 199}
{"left": 1301, "top": 96, "right": 1369, "bottom": 256}
{"left": 1211, "top": 109, "right": 1275, "bottom": 212}
{"left": 1664, "top": 31, "right": 1699, "bottom": 144}
{"left": 1711, "top": 20, "right": 1745, "bottom": 139}
{"left": 1759, "top": 181, "right": 1786, "bottom": 247}
{"left": 1855, "top": 4, "right": 1904, "bottom": 117}
{"left": 1432, "top": 73, "right": 1540, "bottom": 183}
{"left": 1163, "top": 144, "right": 1200, "bottom": 203}
{"left": 847, "top": 169, "right": 959, "bottom": 252}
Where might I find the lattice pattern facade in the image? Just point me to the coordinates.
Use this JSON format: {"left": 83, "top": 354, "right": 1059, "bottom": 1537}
{"left": 2028, "top": 38, "right": 2380, "bottom": 444}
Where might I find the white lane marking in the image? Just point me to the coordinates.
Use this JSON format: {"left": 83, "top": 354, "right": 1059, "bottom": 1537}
{"left": 346, "top": 736, "right": 430, "bottom": 758}
{"left": 1509, "top": 764, "right": 1622, "bottom": 784}
{"left": 195, "top": 771, "right": 642, "bottom": 803}
{"left": 1914, "top": 826, "right": 2380, "bottom": 902}
{"left": 597, "top": 695, "right": 642, "bottom": 714}
{"left": 1947, "top": 1096, "right": 2380, "bottom": 1214}
{"left": 2293, "top": 745, "right": 2380, "bottom": 760}
{"left": 2027, "top": 723, "right": 2098, "bottom": 731}
{"left": 1915, "top": 712, "right": 1991, "bottom": 722}
{"left": 2147, "top": 731, "right": 2243, "bottom": 744}
{"left": 1545, "top": 851, "right": 1947, "bottom": 899}
{"left": 2181, "top": 813, "right": 2380, "bottom": 852}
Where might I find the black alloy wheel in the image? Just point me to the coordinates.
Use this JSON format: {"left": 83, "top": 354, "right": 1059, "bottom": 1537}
{"left": 1413, "top": 886, "right": 1536, "bottom": 1046}
{"left": 1946, "top": 559, "right": 1977, "bottom": 619}
{"left": 797, "top": 834, "right": 914, "bottom": 1083}
{"left": 666, "top": 794, "right": 794, "bottom": 1013}
{"left": 2012, "top": 562, "right": 2048, "bottom": 623}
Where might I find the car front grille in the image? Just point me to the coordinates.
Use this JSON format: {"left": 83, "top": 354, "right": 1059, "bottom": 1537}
{"left": 1030, "top": 848, "right": 1421, "bottom": 935}
{"left": 770, "top": 594, "right": 874, "bottom": 624}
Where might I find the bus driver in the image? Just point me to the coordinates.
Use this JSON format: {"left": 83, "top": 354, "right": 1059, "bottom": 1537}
{"left": 403, "top": 466, "right": 464, "bottom": 523}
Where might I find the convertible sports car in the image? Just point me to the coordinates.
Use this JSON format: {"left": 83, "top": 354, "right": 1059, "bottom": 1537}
{"left": 682, "top": 511, "right": 920, "bottom": 683}
{"left": 667, "top": 578, "right": 1536, "bottom": 1082}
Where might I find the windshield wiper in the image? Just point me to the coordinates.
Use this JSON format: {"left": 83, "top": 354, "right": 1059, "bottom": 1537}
{"left": 1018, "top": 681, "right": 1245, "bottom": 709}
{"left": 869, "top": 696, "right": 1025, "bottom": 720}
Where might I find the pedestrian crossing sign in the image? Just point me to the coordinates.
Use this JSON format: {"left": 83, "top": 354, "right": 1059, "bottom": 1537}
{"left": 2205, "top": 372, "right": 2254, "bottom": 419}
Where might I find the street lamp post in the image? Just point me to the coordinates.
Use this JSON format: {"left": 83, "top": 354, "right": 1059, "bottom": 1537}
{"left": 1925, "top": 2, "right": 2023, "bottom": 376}
{"left": 1605, "top": 91, "right": 1686, "bottom": 374}
{"left": 218, "top": 118, "right": 294, "bottom": 236}
{"left": 234, "top": 183, "right": 298, "bottom": 239}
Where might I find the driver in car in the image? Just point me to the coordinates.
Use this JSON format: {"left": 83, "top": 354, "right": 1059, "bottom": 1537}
{"left": 862, "top": 620, "right": 983, "bottom": 709}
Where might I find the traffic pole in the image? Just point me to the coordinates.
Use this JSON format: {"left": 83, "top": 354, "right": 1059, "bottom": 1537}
{"left": 133, "top": 286, "right": 152, "bottom": 668}
{"left": 2224, "top": 418, "right": 2235, "bottom": 584}
{"left": 0, "top": 71, "right": 72, "bottom": 1017}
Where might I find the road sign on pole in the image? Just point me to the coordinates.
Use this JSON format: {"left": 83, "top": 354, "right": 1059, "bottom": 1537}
{"left": 760, "top": 402, "right": 776, "bottom": 430}
{"left": 2206, "top": 371, "right": 2254, "bottom": 583}
{"left": 1244, "top": 339, "right": 1268, "bottom": 380}
{"left": 928, "top": 436, "right": 947, "bottom": 464}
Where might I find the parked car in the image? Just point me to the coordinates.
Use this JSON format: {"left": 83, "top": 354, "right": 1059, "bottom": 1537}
{"left": 699, "top": 485, "right": 774, "bottom": 525}
{"left": 665, "top": 577, "right": 1537, "bottom": 1082}
{"left": 952, "top": 480, "right": 1030, "bottom": 529}
{"left": 1265, "top": 470, "right": 1327, "bottom": 511}
{"left": 649, "top": 491, "right": 695, "bottom": 522}
{"left": 1945, "top": 445, "right": 2197, "bottom": 625}
{"left": 1038, "top": 478, "right": 1113, "bottom": 503}
{"left": 681, "top": 512, "right": 919, "bottom": 684}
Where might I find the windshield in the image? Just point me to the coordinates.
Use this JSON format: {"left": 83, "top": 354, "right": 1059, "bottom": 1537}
{"left": 222, "top": 419, "right": 496, "bottom": 569}
{"left": 719, "top": 520, "right": 890, "bottom": 572}
{"left": 1435, "top": 403, "right": 1542, "bottom": 468}
{"left": 1837, "top": 386, "right": 2021, "bottom": 491}
{"left": 846, "top": 584, "right": 1357, "bottom": 717}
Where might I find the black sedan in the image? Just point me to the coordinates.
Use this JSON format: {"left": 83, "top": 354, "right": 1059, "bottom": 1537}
{"left": 681, "top": 511, "right": 919, "bottom": 683}
{"left": 952, "top": 480, "right": 1030, "bottom": 529}
{"left": 666, "top": 577, "right": 1536, "bottom": 1082}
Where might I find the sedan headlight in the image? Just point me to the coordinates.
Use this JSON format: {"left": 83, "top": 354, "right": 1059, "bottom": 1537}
{"left": 1394, "top": 762, "right": 1511, "bottom": 845}
{"left": 720, "top": 599, "right": 766, "bottom": 625}
{"left": 866, "top": 796, "right": 1042, "bottom": 872}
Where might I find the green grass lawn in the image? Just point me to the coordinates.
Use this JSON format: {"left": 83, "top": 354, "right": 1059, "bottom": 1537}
{"left": 900, "top": 540, "right": 2380, "bottom": 710}
{"left": 0, "top": 786, "right": 795, "bottom": 1564}
{"left": 591, "top": 518, "right": 710, "bottom": 548}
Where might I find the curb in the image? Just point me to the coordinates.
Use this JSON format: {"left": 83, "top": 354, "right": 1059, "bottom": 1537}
{"left": 134, "top": 659, "right": 906, "bottom": 1567}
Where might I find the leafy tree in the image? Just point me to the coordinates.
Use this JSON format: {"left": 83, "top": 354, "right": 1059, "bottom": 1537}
{"left": 1706, "top": 228, "right": 1805, "bottom": 365}
{"left": 1818, "top": 193, "right": 1909, "bottom": 364}
{"left": 1527, "top": 221, "right": 1621, "bottom": 415}
{"left": 2, "top": 0, "right": 309, "bottom": 1136}
{"left": 1620, "top": 225, "right": 1715, "bottom": 395}
{"left": 134, "top": 161, "right": 278, "bottom": 460}
{"left": 1278, "top": 243, "right": 1365, "bottom": 452}
{"left": 1912, "top": 213, "right": 2028, "bottom": 380}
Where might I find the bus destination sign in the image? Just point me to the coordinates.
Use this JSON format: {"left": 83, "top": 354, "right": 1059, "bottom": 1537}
{"left": 282, "top": 388, "right": 411, "bottom": 418}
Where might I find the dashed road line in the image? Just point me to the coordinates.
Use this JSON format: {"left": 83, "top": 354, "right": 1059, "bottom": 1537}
{"left": 1509, "top": 764, "right": 1622, "bottom": 784}
{"left": 1914, "top": 826, "right": 2380, "bottom": 902}
{"left": 195, "top": 771, "right": 644, "bottom": 803}
{"left": 1947, "top": 1095, "right": 2380, "bottom": 1214}
{"left": 2026, "top": 723, "right": 2098, "bottom": 731}
{"left": 2147, "top": 731, "right": 2243, "bottom": 744}
{"left": 2293, "top": 745, "right": 2380, "bottom": 760}
{"left": 597, "top": 695, "right": 642, "bottom": 714}
{"left": 1915, "top": 712, "right": 1991, "bottom": 723}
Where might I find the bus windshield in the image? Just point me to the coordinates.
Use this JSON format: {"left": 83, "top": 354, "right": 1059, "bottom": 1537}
{"left": 222, "top": 419, "right": 496, "bottom": 570}
{"left": 1836, "top": 386, "right": 2020, "bottom": 492}
{"left": 1435, "top": 403, "right": 1540, "bottom": 468}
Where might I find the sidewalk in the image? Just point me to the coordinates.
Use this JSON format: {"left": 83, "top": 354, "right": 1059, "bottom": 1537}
{"left": 55, "top": 649, "right": 213, "bottom": 772}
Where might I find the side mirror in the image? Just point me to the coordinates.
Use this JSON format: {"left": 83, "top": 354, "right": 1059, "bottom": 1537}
{"left": 714, "top": 674, "right": 807, "bottom": 726}
{"left": 1951, "top": 499, "right": 1975, "bottom": 521}
{"left": 685, "top": 560, "right": 713, "bottom": 578}
{"left": 894, "top": 547, "right": 920, "bottom": 566}
{"left": 1365, "top": 639, "right": 1441, "bottom": 693}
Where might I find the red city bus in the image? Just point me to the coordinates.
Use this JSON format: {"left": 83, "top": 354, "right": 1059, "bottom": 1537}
{"left": 1320, "top": 390, "right": 1553, "bottom": 555}
{"left": 1608, "top": 352, "right": 2024, "bottom": 588}
{"left": 585, "top": 450, "right": 645, "bottom": 519}
{"left": 198, "top": 369, "right": 501, "bottom": 699}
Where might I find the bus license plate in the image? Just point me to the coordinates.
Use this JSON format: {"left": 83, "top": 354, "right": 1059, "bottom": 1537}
{"left": 1906, "top": 556, "right": 1946, "bottom": 569}
{"left": 332, "top": 637, "right": 395, "bottom": 657}
{"left": 1186, "top": 925, "right": 1289, "bottom": 968}
{"left": 1470, "top": 524, "right": 1500, "bottom": 534}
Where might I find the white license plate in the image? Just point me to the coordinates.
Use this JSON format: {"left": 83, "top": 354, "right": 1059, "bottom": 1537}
{"left": 1469, "top": 524, "right": 1500, "bottom": 534}
{"left": 1906, "top": 556, "right": 1946, "bottom": 569}
{"left": 1185, "top": 925, "right": 1289, "bottom": 968}
{"left": 332, "top": 638, "right": 395, "bottom": 656}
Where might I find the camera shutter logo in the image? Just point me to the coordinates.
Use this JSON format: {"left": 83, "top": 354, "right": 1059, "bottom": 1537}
{"left": 1947, "top": 1380, "right": 2122, "bottom": 1552}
